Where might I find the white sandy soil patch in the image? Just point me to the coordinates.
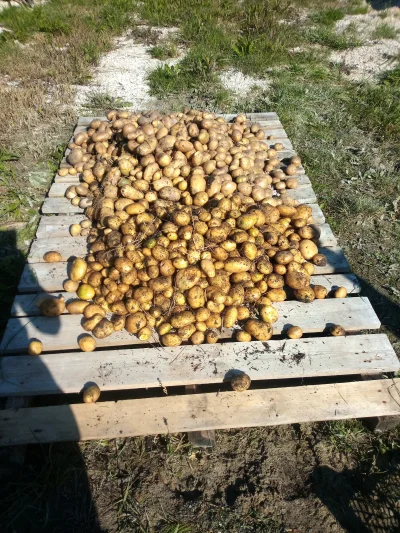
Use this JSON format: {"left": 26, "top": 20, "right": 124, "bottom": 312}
{"left": 335, "top": 9, "right": 400, "bottom": 38}
{"left": 330, "top": 39, "right": 400, "bottom": 81}
{"left": 220, "top": 69, "right": 270, "bottom": 97}
{"left": 75, "top": 28, "right": 180, "bottom": 111}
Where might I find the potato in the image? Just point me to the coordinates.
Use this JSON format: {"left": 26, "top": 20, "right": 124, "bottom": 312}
{"left": 294, "top": 287, "right": 315, "bottom": 303}
{"left": 236, "top": 330, "right": 252, "bottom": 342}
{"left": 267, "top": 288, "right": 287, "bottom": 302}
{"left": 285, "top": 271, "right": 310, "bottom": 290}
{"left": 313, "top": 285, "right": 328, "bottom": 299}
{"left": 82, "top": 313, "right": 104, "bottom": 331}
{"left": 40, "top": 296, "right": 65, "bottom": 317}
{"left": 287, "top": 326, "right": 303, "bottom": 339}
{"left": 66, "top": 299, "right": 89, "bottom": 314}
{"left": 224, "top": 257, "right": 251, "bottom": 273}
{"left": 79, "top": 335, "right": 96, "bottom": 352}
{"left": 244, "top": 319, "right": 273, "bottom": 340}
{"left": 237, "top": 306, "right": 250, "bottom": 320}
{"left": 231, "top": 373, "right": 251, "bottom": 391}
{"left": 313, "top": 253, "right": 327, "bottom": 267}
{"left": 206, "top": 330, "right": 219, "bottom": 344}
{"left": 191, "top": 331, "right": 205, "bottom": 345}
{"left": 43, "top": 251, "right": 62, "bottom": 263}
{"left": 334, "top": 286, "right": 348, "bottom": 298}
{"left": 111, "top": 315, "right": 126, "bottom": 331}
{"left": 178, "top": 323, "right": 197, "bottom": 340}
{"left": 161, "top": 333, "right": 182, "bottom": 346}
{"left": 200, "top": 259, "right": 215, "bottom": 278}
{"left": 77, "top": 284, "right": 95, "bottom": 301}
{"left": 28, "top": 339, "right": 43, "bottom": 355}
{"left": 175, "top": 266, "right": 201, "bottom": 291}
{"left": 93, "top": 318, "right": 114, "bottom": 339}
{"left": 133, "top": 286, "right": 154, "bottom": 303}
{"left": 330, "top": 325, "right": 345, "bottom": 336}
{"left": 223, "top": 306, "right": 238, "bottom": 328}
{"left": 275, "top": 250, "right": 293, "bottom": 265}
{"left": 125, "top": 312, "right": 147, "bottom": 334}
{"left": 298, "top": 239, "right": 318, "bottom": 260}
{"left": 70, "top": 258, "right": 88, "bottom": 282}
{"left": 171, "top": 311, "right": 196, "bottom": 328}
{"left": 187, "top": 285, "right": 205, "bottom": 309}
{"left": 259, "top": 305, "right": 279, "bottom": 324}
{"left": 63, "top": 279, "right": 79, "bottom": 292}
{"left": 83, "top": 383, "right": 101, "bottom": 403}
{"left": 149, "top": 276, "right": 172, "bottom": 293}
{"left": 237, "top": 212, "right": 257, "bottom": 230}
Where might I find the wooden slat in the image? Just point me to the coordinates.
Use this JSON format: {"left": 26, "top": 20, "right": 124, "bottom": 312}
{"left": 12, "top": 273, "right": 359, "bottom": 316}
{"left": 1, "top": 335, "right": 397, "bottom": 397}
{"left": 28, "top": 235, "right": 345, "bottom": 268}
{"left": 42, "top": 198, "right": 83, "bottom": 214}
{"left": 36, "top": 215, "right": 336, "bottom": 246}
{"left": 18, "top": 255, "right": 355, "bottom": 292}
{"left": 0, "top": 297, "right": 380, "bottom": 354}
{"left": 1, "top": 378, "right": 399, "bottom": 446}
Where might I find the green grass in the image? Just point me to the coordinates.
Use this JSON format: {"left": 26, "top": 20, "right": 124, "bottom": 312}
{"left": 82, "top": 92, "right": 133, "bottom": 111}
{"left": 307, "top": 24, "right": 362, "bottom": 49}
{"left": 310, "top": 8, "right": 345, "bottom": 26}
{"left": 150, "top": 43, "right": 178, "bottom": 59}
{"left": 372, "top": 23, "right": 398, "bottom": 40}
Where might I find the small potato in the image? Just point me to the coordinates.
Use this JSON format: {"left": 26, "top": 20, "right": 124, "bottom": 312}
{"left": 191, "top": 331, "right": 205, "bottom": 345}
{"left": 231, "top": 373, "right": 251, "bottom": 391}
{"left": 187, "top": 285, "right": 206, "bottom": 309}
{"left": 66, "top": 299, "right": 89, "bottom": 314}
{"left": 83, "top": 383, "right": 101, "bottom": 403}
{"left": 83, "top": 304, "right": 107, "bottom": 319}
{"left": 299, "top": 239, "right": 318, "bottom": 260}
{"left": 334, "top": 286, "right": 348, "bottom": 298}
{"left": 236, "top": 330, "right": 252, "bottom": 342}
{"left": 313, "top": 253, "right": 327, "bottom": 267}
{"left": 161, "top": 333, "right": 182, "bottom": 347}
{"left": 138, "top": 327, "right": 152, "bottom": 341}
{"left": 285, "top": 271, "right": 310, "bottom": 290}
{"left": 175, "top": 266, "right": 201, "bottom": 291}
{"left": 70, "top": 224, "right": 81, "bottom": 237}
{"left": 274, "top": 250, "right": 293, "bottom": 265}
{"left": 224, "top": 257, "right": 251, "bottom": 273}
{"left": 313, "top": 285, "right": 328, "bottom": 299}
{"left": 178, "top": 323, "right": 197, "bottom": 340}
{"left": 241, "top": 242, "right": 258, "bottom": 261}
{"left": 330, "top": 325, "right": 346, "bottom": 336}
{"left": 40, "top": 296, "right": 65, "bottom": 317}
{"left": 259, "top": 305, "right": 279, "bottom": 324}
{"left": 267, "top": 288, "right": 287, "bottom": 302}
{"left": 287, "top": 326, "right": 303, "bottom": 339}
{"left": 245, "top": 319, "right": 273, "bottom": 341}
{"left": 206, "top": 330, "right": 219, "bottom": 344}
{"left": 77, "top": 284, "right": 95, "bottom": 301}
{"left": 93, "top": 318, "right": 114, "bottom": 339}
{"left": 79, "top": 335, "right": 96, "bottom": 352}
{"left": 171, "top": 311, "right": 196, "bottom": 328}
{"left": 28, "top": 339, "right": 43, "bottom": 355}
{"left": 294, "top": 287, "right": 315, "bottom": 303}
{"left": 70, "top": 258, "right": 88, "bottom": 282}
{"left": 82, "top": 313, "right": 104, "bottom": 332}
{"left": 223, "top": 306, "right": 238, "bottom": 328}
{"left": 63, "top": 279, "right": 79, "bottom": 292}
{"left": 237, "top": 306, "right": 250, "bottom": 320}
{"left": 43, "top": 251, "right": 61, "bottom": 263}
{"left": 206, "top": 313, "right": 222, "bottom": 329}
{"left": 196, "top": 307, "right": 210, "bottom": 322}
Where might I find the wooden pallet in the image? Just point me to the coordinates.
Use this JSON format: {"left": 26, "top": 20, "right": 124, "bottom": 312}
{"left": 1, "top": 112, "right": 399, "bottom": 447}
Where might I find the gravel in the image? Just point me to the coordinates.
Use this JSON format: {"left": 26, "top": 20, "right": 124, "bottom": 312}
{"left": 220, "top": 69, "right": 270, "bottom": 96}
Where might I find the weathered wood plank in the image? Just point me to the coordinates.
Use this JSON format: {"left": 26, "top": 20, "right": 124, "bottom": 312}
{"left": 1, "top": 379, "right": 399, "bottom": 446}
{"left": 36, "top": 215, "right": 336, "bottom": 246}
{"left": 1, "top": 335, "right": 397, "bottom": 397}
{"left": 42, "top": 198, "right": 84, "bottom": 214}
{"left": 1, "top": 297, "right": 380, "bottom": 354}
{"left": 19, "top": 255, "right": 355, "bottom": 293}
{"left": 12, "top": 273, "right": 358, "bottom": 316}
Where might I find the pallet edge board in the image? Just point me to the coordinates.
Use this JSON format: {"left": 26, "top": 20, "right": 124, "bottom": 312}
{"left": 0, "top": 297, "right": 381, "bottom": 354}
{"left": 12, "top": 273, "right": 360, "bottom": 316}
{"left": 1, "top": 378, "right": 399, "bottom": 446}
{"left": 1, "top": 335, "right": 397, "bottom": 397}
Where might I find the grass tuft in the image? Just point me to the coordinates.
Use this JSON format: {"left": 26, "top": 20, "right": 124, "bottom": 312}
{"left": 310, "top": 8, "right": 345, "bottom": 26}
{"left": 372, "top": 23, "right": 398, "bottom": 40}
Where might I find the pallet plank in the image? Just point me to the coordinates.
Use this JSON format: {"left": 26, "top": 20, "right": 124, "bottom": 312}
{"left": 13, "top": 273, "right": 359, "bottom": 316}
{"left": 1, "top": 297, "right": 380, "bottom": 354}
{"left": 1, "top": 335, "right": 397, "bottom": 397}
{"left": 1, "top": 378, "right": 399, "bottom": 446}
{"left": 42, "top": 198, "right": 84, "bottom": 214}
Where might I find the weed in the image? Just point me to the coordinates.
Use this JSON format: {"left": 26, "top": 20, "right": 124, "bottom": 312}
{"left": 325, "top": 420, "right": 368, "bottom": 455}
{"left": 372, "top": 23, "right": 398, "bottom": 40}
{"left": 83, "top": 92, "right": 133, "bottom": 111}
{"left": 310, "top": 8, "right": 345, "bottom": 26}
{"left": 307, "top": 25, "right": 362, "bottom": 49}
{"left": 150, "top": 43, "right": 178, "bottom": 60}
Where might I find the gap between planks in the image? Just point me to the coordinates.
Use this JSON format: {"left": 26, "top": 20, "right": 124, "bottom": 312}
{"left": 1, "top": 297, "right": 380, "bottom": 354}
{"left": 0, "top": 335, "right": 398, "bottom": 397}
{"left": 1, "top": 378, "right": 399, "bottom": 446}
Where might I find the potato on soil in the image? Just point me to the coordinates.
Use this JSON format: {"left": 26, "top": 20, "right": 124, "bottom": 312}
{"left": 231, "top": 373, "right": 251, "bottom": 392}
{"left": 79, "top": 335, "right": 96, "bottom": 352}
{"left": 43, "top": 251, "right": 61, "bottom": 263}
{"left": 40, "top": 296, "right": 65, "bottom": 317}
{"left": 287, "top": 326, "right": 303, "bottom": 339}
{"left": 245, "top": 319, "right": 273, "bottom": 340}
{"left": 28, "top": 339, "right": 43, "bottom": 355}
{"left": 83, "top": 383, "right": 101, "bottom": 403}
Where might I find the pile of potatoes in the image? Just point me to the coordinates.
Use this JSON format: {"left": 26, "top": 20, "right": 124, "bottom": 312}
{"left": 60, "top": 110, "right": 339, "bottom": 347}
